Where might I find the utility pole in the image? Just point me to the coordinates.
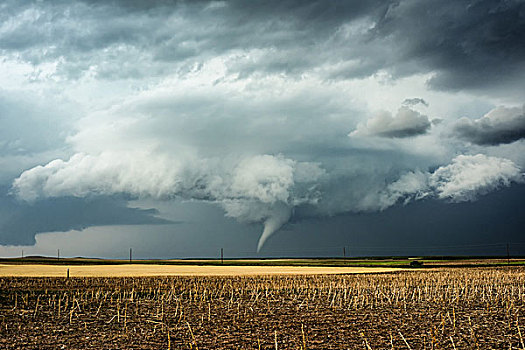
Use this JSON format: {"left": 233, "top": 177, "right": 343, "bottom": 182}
{"left": 130, "top": 248, "right": 132, "bottom": 263}
{"left": 343, "top": 246, "right": 346, "bottom": 258}
{"left": 221, "top": 248, "right": 224, "bottom": 264}
{"left": 21, "top": 250, "right": 23, "bottom": 259}
{"left": 57, "top": 249, "right": 60, "bottom": 261}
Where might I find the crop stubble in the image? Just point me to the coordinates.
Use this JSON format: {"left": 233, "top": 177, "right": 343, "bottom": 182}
{"left": 1, "top": 267, "right": 525, "bottom": 349}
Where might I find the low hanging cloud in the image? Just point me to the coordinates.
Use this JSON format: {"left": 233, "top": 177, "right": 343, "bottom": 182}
{"left": 453, "top": 105, "right": 525, "bottom": 145}
{"left": 381, "top": 154, "right": 524, "bottom": 208}
{"left": 11, "top": 152, "right": 325, "bottom": 251}
{"left": 349, "top": 106, "right": 432, "bottom": 138}
{"left": 13, "top": 151, "right": 523, "bottom": 250}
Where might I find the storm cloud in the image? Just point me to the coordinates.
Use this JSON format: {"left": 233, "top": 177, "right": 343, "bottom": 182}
{"left": 1, "top": 0, "right": 523, "bottom": 92}
{"left": 0, "top": 189, "right": 170, "bottom": 245}
{"left": 12, "top": 152, "right": 324, "bottom": 250}
{"left": 0, "top": 0, "right": 524, "bottom": 254}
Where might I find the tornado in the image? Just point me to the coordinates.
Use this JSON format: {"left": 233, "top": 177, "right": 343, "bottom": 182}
{"left": 256, "top": 205, "right": 292, "bottom": 252}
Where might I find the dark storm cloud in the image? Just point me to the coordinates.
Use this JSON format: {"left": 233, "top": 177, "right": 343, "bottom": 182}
{"left": 0, "top": 190, "right": 171, "bottom": 245}
{"left": 273, "top": 183, "right": 525, "bottom": 257}
{"left": 371, "top": 0, "right": 525, "bottom": 90}
{"left": 403, "top": 98, "right": 429, "bottom": 107}
{"left": 453, "top": 105, "right": 525, "bottom": 145}
{"left": 2, "top": 0, "right": 522, "bottom": 91}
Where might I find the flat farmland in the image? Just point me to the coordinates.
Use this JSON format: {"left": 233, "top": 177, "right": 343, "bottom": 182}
{"left": 1, "top": 267, "right": 525, "bottom": 349}
{"left": 0, "top": 264, "right": 401, "bottom": 277}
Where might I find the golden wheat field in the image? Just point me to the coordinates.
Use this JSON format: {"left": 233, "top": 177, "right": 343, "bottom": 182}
{"left": 1, "top": 267, "right": 525, "bottom": 349}
{"left": 0, "top": 264, "right": 401, "bottom": 277}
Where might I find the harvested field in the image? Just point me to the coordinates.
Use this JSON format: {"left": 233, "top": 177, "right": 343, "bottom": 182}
{"left": 1, "top": 267, "right": 525, "bottom": 349}
{"left": 0, "top": 264, "right": 401, "bottom": 277}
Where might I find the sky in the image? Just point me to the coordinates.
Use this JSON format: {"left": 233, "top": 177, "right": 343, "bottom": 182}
{"left": 0, "top": 0, "right": 524, "bottom": 258}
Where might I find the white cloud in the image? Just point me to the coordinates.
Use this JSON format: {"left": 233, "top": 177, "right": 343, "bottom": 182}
{"left": 379, "top": 170, "right": 430, "bottom": 209}
{"left": 350, "top": 106, "right": 431, "bottom": 138}
{"left": 11, "top": 152, "right": 185, "bottom": 201}
{"left": 453, "top": 105, "right": 525, "bottom": 145}
{"left": 380, "top": 154, "right": 523, "bottom": 207}
{"left": 230, "top": 155, "right": 295, "bottom": 203}
{"left": 430, "top": 154, "right": 523, "bottom": 202}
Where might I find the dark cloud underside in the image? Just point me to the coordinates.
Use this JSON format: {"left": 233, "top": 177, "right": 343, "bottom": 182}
{"left": 271, "top": 184, "right": 525, "bottom": 256}
{"left": 453, "top": 106, "right": 525, "bottom": 145}
{"left": 0, "top": 193, "right": 171, "bottom": 245}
